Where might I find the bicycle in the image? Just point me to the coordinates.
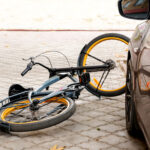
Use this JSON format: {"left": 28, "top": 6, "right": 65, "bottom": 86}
{"left": 0, "top": 33, "right": 129, "bottom": 132}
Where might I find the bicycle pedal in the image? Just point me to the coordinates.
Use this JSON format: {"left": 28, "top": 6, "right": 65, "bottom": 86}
{"left": 79, "top": 72, "right": 90, "bottom": 85}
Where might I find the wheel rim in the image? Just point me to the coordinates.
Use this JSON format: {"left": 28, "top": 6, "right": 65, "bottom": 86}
{"left": 82, "top": 36, "right": 128, "bottom": 92}
{"left": 1, "top": 97, "right": 69, "bottom": 124}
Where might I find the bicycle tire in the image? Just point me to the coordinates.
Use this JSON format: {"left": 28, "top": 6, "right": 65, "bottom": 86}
{"left": 78, "top": 33, "right": 130, "bottom": 97}
{"left": 0, "top": 94, "right": 75, "bottom": 132}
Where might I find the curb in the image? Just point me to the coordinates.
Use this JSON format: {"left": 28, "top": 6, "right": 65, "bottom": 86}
{"left": 0, "top": 29, "right": 134, "bottom": 32}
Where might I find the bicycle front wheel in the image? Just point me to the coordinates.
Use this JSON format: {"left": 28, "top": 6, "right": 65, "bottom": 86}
{"left": 0, "top": 95, "right": 75, "bottom": 132}
{"left": 78, "top": 33, "right": 129, "bottom": 97}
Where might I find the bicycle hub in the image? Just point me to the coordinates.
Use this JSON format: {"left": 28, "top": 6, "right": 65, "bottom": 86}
{"left": 106, "top": 59, "right": 116, "bottom": 69}
{"left": 29, "top": 99, "right": 40, "bottom": 111}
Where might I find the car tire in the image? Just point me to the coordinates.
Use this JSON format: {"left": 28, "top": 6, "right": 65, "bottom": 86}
{"left": 125, "top": 59, "right": 140, "bottom": 136}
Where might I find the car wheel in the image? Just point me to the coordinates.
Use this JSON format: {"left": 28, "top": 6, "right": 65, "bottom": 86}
{"left": 125, "top": 59, "right": 140, "bottom": 136}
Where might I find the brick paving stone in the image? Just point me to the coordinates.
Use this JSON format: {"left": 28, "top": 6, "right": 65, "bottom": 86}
{"left": 59, "top": 134, "right": 89, "bottom": 145}
{"left": 99, "top": 134, "right": 127, "bottom": 145}
{"left": 111, "top": 110, "right": 125, "bottom": 118}
{"left": 56, "top": 120, "right": 75, "bottom": 128}
{"left": 75, "top": 106, "right": 93, "bottom": 114}
{"left": 23, "top": 146, "right": 47, "bottom": 150}
{"left": 111, "top": 101, "right": 125, "bottom": 109}
{"left": 82, "top": 95, "right": 99, "bottom": 101}
{"left": 81, "top": 119, "right": 107, "bottom": 127}
{"left": 40, "top": 140, "right": 71, "bottom": 149}
{"left": 99, "top": 98, "right": 119, "bottom": 106}
{"left": 114, "top": 130, "right": 132, "bottom": 139}
{"left": 81, "top": 129, "right": 110, "bottom": 138}
{"left": 81, "top": 102, "right": 106, "bottom": 110}
{"left": 113, "top": 119, "right": 126, "bottom": 127}
{"left": 6, "top": 135, "right": 22, "bottom": 142}
{"left": 81, "top": 110, "right": 106, "bottom": 118}
{"left": 98, "top": 124, "right": 125, "bottom": 133}
{"left": 117, "top": 140, "right": 147, "bottom": 150}
{"left": 79, "top": 140, "right": 110, "bottom": 150}
{"left": 75, "top": 100, "right": 89, "bottom": 105}
{"left": 66, "top": 147, "right": 86, "bottom": 150}
{"left": 15, "top": 132, "right": 56, "bottom": 145}
{"left": 46, "top": 127, "right": 74, "bottom": 138}
{"left": 98, "top": 114, "right": 122, "bottom": 123}
{"left": 104, "top": 147, "right": 120, "bottom": 150}
{"left": 2, "top": 139, "right": 34, "bottom": 150}
{"left": 96, "top": 106, "right": 121, "bottom": 113}
{"left": 70, "top": 113, "right": 92, "bottom": 122}
{"left": 63, "top": 123, "right": 91, "bottom": 133}
{"left": 0, "top": 147, "right": 11, "bottom": 150}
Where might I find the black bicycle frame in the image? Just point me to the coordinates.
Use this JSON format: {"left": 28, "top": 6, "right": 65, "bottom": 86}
{"left": 34, "top": 62, "right": 111, "bottom": 76}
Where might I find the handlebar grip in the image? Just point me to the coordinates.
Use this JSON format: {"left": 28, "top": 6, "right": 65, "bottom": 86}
{"left": 21, "top": 62, "right": 34, "bottom": 76}
{"left": 21, "top": 67, "right": 30, "bottom": 76}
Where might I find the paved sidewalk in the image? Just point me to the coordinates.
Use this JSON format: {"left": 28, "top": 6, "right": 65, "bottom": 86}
{"left": 0, "top": 31, "right": 147, "bottom": 150}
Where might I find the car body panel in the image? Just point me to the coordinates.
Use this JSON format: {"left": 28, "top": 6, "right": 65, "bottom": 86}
{"left": 129, "top": 20, "right": 150, "bottom": 148}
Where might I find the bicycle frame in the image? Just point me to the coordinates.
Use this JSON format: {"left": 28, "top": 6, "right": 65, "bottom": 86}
{"left": 33, "top": 73, "right": 78, "bottom": 103}
{"left": 30, "top": 61, "right": 114, "bottom": 101}
{"left": 0, "top": 59, "right": 115, "bottom": 105}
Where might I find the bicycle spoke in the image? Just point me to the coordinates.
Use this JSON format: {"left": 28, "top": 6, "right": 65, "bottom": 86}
{"left": 10, "top": 113, "right": 32, "bottom": 121}
{"left": 82, "top": 52, "right": 107, "bottom": 64}
{"left": 11, "top": 106, "right": 29, "bottom": 117}
{"left": 96, "top": 70, "right": 110, "bottom": 92}
{"left": 96, "top": 71, "right": 106, "bottom": 91}
{"left": 1, "top": 103, "right": 29, "bottom": 110}
{"left": 39, "top": 104, "right": 66, "bottom": 119}
{"left": 100, "top": 70, "right": 110, "bottom": 88}
{"left": 8, "top": 112, "right": 32, "bottom": 122}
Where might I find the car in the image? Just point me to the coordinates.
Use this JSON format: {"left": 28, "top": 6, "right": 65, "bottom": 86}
{"left": 118, "top": 0, "right": 150, "bottom": 148}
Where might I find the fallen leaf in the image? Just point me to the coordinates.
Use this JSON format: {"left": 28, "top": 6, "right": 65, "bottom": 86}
{"left": 50, "top": 145, "right": 64, "bottom": 150}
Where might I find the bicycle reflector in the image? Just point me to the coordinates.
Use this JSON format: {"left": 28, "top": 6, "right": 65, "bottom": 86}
{"left": 79, "top": 73, "right": 90, "bottom": 85}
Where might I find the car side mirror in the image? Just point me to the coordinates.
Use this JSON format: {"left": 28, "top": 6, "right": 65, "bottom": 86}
{"left": 118, "top": 0, "right": 150, "bottom": 20}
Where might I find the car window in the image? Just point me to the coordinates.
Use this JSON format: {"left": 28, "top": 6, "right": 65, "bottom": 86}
{"left": 123, "top": 1, "right": 131, "bottom": 8}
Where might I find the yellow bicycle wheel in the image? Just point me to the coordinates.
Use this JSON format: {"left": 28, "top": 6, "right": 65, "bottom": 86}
{"left": 78, "top": 33, "right": 129, "bottom": 97}
{"left": 0, "top": 94, "right": 75, "bottom": 132}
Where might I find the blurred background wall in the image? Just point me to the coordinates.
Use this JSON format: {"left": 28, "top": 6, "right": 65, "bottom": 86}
{"left": 0, "top": 0, "right": 142, "bottom": 30}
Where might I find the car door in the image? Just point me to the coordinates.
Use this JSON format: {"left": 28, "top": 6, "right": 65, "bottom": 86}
{"left": 136, "top": 22, "right": 150, "bottom": 143}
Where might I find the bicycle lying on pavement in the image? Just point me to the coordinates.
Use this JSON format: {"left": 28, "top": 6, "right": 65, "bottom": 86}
{"left": 0, "top": 33, "right": 129, "bottom": 132}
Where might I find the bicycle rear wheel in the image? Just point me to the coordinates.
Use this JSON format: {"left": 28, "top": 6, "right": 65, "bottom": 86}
{"left": 0, "top": 94, "right": 75, "bottom": 132}
{"left": 78, "top": 33, "right": 129, "bottom": 97}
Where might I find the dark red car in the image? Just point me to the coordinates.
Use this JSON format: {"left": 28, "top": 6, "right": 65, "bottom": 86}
{"left": 118, "top": 0, "right": 150, "bottom": 148}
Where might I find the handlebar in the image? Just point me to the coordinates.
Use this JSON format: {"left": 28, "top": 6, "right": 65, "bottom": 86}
{"left": 21, "top": 62, "right": 34, "bottom": 76}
